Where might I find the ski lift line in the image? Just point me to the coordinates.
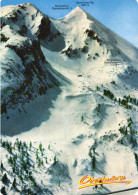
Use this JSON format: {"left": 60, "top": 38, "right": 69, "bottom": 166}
{"left": 81, "top": 187, "right": 138, "bottom": 195}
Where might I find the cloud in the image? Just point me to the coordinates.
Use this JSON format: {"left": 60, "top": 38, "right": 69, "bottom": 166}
{"left": 136, "top": 0, "right": 138, "bottom": 2}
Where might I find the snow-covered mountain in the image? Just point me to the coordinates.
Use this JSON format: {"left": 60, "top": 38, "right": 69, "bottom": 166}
{"left": 0, "top": 3, "right": 138, "bottom": 195}
{"left": 1, "top": 3, "right": 70, "bottom": 135}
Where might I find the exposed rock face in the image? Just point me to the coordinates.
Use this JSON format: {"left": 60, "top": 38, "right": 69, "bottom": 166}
{"left": 37, "top": 17, "right": 51, "bottom": 39}
{"left": 1, "top": 3, "right": 59, "bottom": 115}
{"left": 1, "top": 39, "right": 59, "bottom": 114}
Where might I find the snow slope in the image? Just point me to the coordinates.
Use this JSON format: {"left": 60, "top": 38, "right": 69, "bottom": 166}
{"left": 1, "top": 4, "right": 138, "bottom": 195}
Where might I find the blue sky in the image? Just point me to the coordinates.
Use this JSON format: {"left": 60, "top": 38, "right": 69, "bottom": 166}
{"left": 1, "top": 0, "right": 138, "bottom": 48}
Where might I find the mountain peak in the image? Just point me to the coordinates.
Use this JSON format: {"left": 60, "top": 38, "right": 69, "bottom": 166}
{"left": 64, "top": 6, "right": 87, "bottom": 19}
{"left": 71, "top": 6, "right": 86, "bottom": 14}
{"left": 74, "top": 6, "right": 84, "bottom": 11}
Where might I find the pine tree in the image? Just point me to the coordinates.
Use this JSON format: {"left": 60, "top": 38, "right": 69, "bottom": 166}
{"left": 1, "top": 186, "right": 7, "bottom": 195}
{"left": 21, "top": 154, "right": 24, "bottom": 163}
{"left": 95, "top": 185, "right": 98, "bottom": 189}
{"left": 96, "top": 86, "right": 100, "bottom": 91}
{"left": 125, "top": 128, "right": 128, "bottom": 135}
{"left": 38, "top": 158, "right": 41, "bottom": 168}
{"left": 48, "top": 145, "right": 50, "bottom": 150}
{"left": 2, "top": 173, "right": 8, "bottom": 184}
{"left": 39, "top": 143, "right": 42, "bottom": 151}
{"left": 41, "top": 149, "right": 44, "bottom": 156}
{"left": 12, "top": 178, "right": 16, "bottom": 189}
{"left": 8, "top": 156, "right": 13, "bottom": 165}
{"left": 81, "top": 115, "right": 84, "bottom": 121}
{"left": 41, "top": 160, "right": 44, "bottom": 166}
{"left": 92, "top": 156, "right": 96, "bottom": 169}
{"left": 119, "top": 98, "right": 121, "bottom": 105}
{"left": 13, "top": 167, "right": 15, "bottom": 173}
{"left": 18, "top": 175, "right": 23, "bottom": 183}
{"left": 1, "top": 162, "right": 4, "bottom": 169}
{"left": 29, "top": 142, "right": 32, "bottom": 150}
{"left": 45, "top": 157, "right": 47, "bottom": 163}
{"left": 54, "top": 155, "right": 57, "bottom": 164}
